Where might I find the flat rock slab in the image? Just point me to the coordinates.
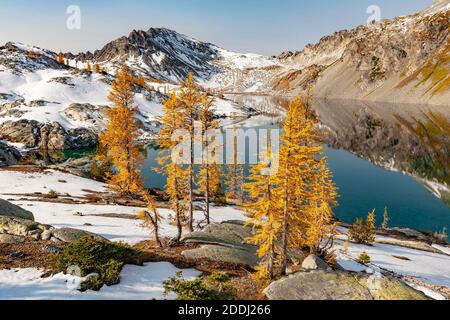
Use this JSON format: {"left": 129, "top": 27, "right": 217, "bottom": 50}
{"left": 0, "top": 234, "right": 25, "bottom": 244}
{"left": 0, "top": 199, "right": 34, "bottom": 221}
{"left": 51, "top": 227, "right": 107, "bottom": 243}
{"left": 181, "top": 221, "right": 260, "bottom": 267}
{"left": 264, "top": 270, "right": 428, "bottom": 300}
{"left": 302, "top": 254, "right": 331, "bottom": 271}
{"left": 182, "top": 244, "right": 260, "bottom": 267}
{"left": 181, "top": 221, "right": 255, "bottom": 250}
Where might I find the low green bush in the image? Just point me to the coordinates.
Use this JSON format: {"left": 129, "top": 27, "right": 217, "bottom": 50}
{"left": 44, "top": 190, "right": 59, "bottom": 199}
{"left": 358, "top": 251, "right": 371, "bottom": 265}
{"left": 163, "top": 272, "right": 237, "bottom": 300}
{"left": 51, "top": 237, "right": 140, "bottom": 291}
{"left": 349, "top": 210, "right": 376, "bottom": 244}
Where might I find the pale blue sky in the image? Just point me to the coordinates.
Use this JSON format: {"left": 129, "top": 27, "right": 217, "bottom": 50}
{"left": 0, "top": 0, "right": 435, "bottom": 55}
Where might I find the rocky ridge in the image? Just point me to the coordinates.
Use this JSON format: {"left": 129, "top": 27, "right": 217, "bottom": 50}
{"left": 67, "top": 1, "right": 449, "bottom": 105}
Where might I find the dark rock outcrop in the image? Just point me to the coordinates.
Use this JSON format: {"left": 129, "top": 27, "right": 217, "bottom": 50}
{"left": 0, "top": 141, "right": 21, "bottom": 167}
{"left": 0, "top": 98, "right": 25, "bottom": 113}
{"left": 182, "top": 220, "right": 255, "bottom": 250}
{"left": 0, "top": 234, "right": 26, "bottom": 244}
{"left": 39, "top": 122, "right": 71, "bottom": 150}
{"left": 0, "top": 120, "right": 41, "bottom": 148}
{"left": 183, "top": 244, "right": 260, "bottom": 267}
{"left": 0, "top": 216, "right": 50, "bottom": 239}
{"left": 274, "top": 3, "right": 450, "bottom": 105}
{"left": 0, "top": 199, "right": 34, "bottom": 221}
{"left": 301, "top": 255, "right": 332, "bottom": 271}
{"left": 67, "top": 128, "right": 98, "bottom": 149}
{"left": 0, "top": 215, "right": 106, "bottom": 243}
{"left": 0, "top": 120, "right": 98, "bottom": 151}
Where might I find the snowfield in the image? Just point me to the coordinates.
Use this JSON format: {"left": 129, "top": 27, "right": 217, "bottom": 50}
{"left": 0, "top": 263, "right": 201, "bottom": 300}
{"left": 0, "top": 65, "right": 164, "bottom": 130}
{"left": 0, "top": 169, "right": 247, "bottom": 245}
{"left": 334, "top": 239, "right": 450, "bottom": 288}
{"left": 0, "top": 168, "right": 245, "bottom": 300}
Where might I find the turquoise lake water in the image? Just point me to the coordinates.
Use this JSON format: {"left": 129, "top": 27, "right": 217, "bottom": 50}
{"left": 141, "top": 142, "right": 450, "bottom": 236}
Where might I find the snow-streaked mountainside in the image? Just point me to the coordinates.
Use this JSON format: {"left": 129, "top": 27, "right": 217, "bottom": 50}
{"left": 211, "top": 0, "right": 449, "bottom": 104}
{"left": 68, "top": 28, "right": 221, "bottom": 83}
{"left": 70, "top": 27, "right": 283, "bottom": 91}
{"left": 0, "top": 42, "right": 163, "bottom": 128}
{"left": 272, "top": 0, "right": 450, "bottom": 105}
{"left": 0, "top": 41, "right": 243, "bottom": 151}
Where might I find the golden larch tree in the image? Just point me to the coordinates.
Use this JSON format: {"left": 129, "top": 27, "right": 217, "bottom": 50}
{"left": 157, "top": 93, "right": 190, "bottom": 242}
{"left": 177, "top": 73, "right": 210, "bottom": 232}
{"left": 98, "top": 67, "right": 161, "bottom": 245}
{"left": 94, "top": 64, "right": 102, "bottom": 73}
{"left": 198, "top": 93, "right": 218, "bottom": 224}
{"left": 138, "top": 191, "right": 162, "bottom": 247}
{"left": 97, "top": 67, "right": 143, "bottom": 196}
{"left": 135, "top": 76, "right": 146, "bottom": 88}
{"left": 26, "top": 51, "right": 35, "bottom": 59}
{"left": 305, "top": 158, "right": 338, "bottom": 254}
{"left": 366, "top": 209, "right": 376, "bottom": 242}
{"left": 276, "top": 96, "right": 324, "bottom": 275}
{"left": 56, "top": 52, "right": 65, "bottom": 64}
{"left": 246, "top": 96, "right": 337, "bottom": 277}
{"left": 244, "top": 148, "right": 281, "bottom": 280}
{"left": 6, "top": 42, "right": 15, "bottom": 52}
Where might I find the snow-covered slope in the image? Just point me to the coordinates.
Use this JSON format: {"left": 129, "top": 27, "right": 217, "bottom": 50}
{"left": 0, "top": 41, "right": 244, "bottom": 151}
{"left": 0, "top": 169, "right": 247, "bottom": 245}
{"left": 0, "top": 263, "right": 201, "bottom": 300}
{"left": 1, "top": 168, "right": 449, "bottom": 299}
{"left": 0, "top": 43, "right": 164, "bottom": 134}
{"left": 205, "top": 49, "right": 284, "bottom": 93}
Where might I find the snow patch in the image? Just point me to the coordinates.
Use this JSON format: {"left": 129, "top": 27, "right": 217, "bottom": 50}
{"left": 0, "top": 263, "right": 201, "bottom": 300}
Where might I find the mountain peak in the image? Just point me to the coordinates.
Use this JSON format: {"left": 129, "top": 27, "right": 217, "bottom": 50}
{"left": 145, "top": 27, "right": 178, "bottom": 35}
{"left": 72, "top": 27, "right": 220, "bottom": 82}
